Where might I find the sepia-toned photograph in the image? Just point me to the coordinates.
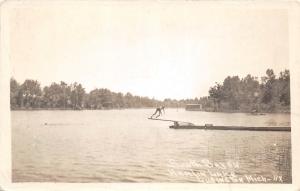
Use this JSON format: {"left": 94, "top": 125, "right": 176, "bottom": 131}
{"left": 1, "top": 1, "right": 300, "bottom": 189}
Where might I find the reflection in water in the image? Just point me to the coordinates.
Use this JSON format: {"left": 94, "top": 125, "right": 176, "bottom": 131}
{"left": 12, "top": 109, "right": 291, "bottom": 183}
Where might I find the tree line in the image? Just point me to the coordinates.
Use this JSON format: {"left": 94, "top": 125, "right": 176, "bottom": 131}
{"left": 10, "top": 79, "right": 188, "bottom": 110}
{"left": 207, "top": 69, "right": 290, "bottom": 112}
{"left": 10, "top": 69, "right": 290, "bottom": 112}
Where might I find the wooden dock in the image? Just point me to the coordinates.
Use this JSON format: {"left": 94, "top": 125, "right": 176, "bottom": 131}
{"left": 148, "top": 118, "right": 291, "bottom": 132}
{"left": 169, "top": 125, "right": 291, "bottom": 131}
{"left": 147, "top": 118, "right": 194, "bottom": 125}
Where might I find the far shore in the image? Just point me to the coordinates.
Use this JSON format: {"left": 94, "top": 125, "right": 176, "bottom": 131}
{"left": 10, "top": 107, "right": 290, "bottom": 114}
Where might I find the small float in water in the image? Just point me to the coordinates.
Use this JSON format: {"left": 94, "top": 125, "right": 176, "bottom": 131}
{"left": 148, "top": 118, "right": 291, "bottom": 132}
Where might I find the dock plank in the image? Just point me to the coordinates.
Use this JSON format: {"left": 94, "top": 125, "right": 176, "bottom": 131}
{"left": 169, "top": 125, "right": 291, "bottom": 131}
{"left": 148, "top": 118, "right": 291, "bottom": 131}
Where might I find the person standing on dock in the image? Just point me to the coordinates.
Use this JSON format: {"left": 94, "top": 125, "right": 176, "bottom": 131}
{"left": 151, "top": 106, "right": 165, "bottom": 118}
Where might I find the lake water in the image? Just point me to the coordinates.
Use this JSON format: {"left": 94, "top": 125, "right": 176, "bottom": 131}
{"left": 12, "top": 109, "right": 291, "bottom": 183}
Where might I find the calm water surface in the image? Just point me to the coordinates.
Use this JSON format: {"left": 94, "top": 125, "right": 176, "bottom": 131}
{"left": 12, "top": 109, "right": 291, "bottom": 183}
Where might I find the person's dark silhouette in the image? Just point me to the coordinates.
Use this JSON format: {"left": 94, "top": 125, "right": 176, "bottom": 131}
{"left": 151, "top": 106, "right": 165, "bottom": 118}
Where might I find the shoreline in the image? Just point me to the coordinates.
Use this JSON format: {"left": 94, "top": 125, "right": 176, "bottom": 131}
{"left": 10, "top": 108, "right": 290, "bottom": 114}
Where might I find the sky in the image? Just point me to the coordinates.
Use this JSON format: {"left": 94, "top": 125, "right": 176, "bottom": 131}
{"left": 8, "top": 2, "right": 289, "bottom": 100}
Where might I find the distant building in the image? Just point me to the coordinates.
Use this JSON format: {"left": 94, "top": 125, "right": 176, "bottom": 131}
{"left": 185, "top": 104, "right": 202, "bottom": 111}
{"left": 103, "top": 101, "right": 113, "bottom": 109}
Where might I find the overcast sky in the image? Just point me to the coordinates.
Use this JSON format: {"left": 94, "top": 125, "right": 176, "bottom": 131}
{"left": 9, "top": 2, "right": 289, "bottom": 100}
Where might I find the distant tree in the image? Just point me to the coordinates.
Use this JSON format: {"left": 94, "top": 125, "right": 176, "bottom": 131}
{"left": 10, "top": 78, "right": 20, "bottom": 109}
{"left": 240, "top": 74, "right": 260, "bottom": 110}
{"left": 115, "top": 92, "right": 125, "bottom": 108}
{"left": 278, "top": 70, "right": 290, "bottom": 106}
{"left": 70, "top": 83, "right": 85, "bottom": 109}
{"left": 124, "top": 92, "right": 133, "bottom": 107}
{"left": 208, "top": 83, "right": 223, "bottom": 111}
{"left": 261, "top": 69, "right": 276, "bottom": 104}
{"left": 43, "top": 83, "right": 62, "bottom": 108}
{"left": 60, "top": 81, "right": 69, "bottom": 109}
{"left": 20, "top": 79, "right": 42, "bottom": 108}
{"left": 222, "top": 76, "right": 242, "bottom": 109}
